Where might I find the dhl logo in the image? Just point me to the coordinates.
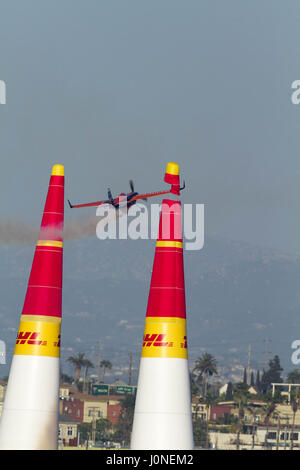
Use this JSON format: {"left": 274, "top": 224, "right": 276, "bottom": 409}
{"left": 16, "top": 332, "right": 60, "bottom": 348}
{"left": 16, "top": 331, "right": 44, "bottom": 346}
{"left": 142, "top": 318, "right": 188, "bottom": 358}
{"left": 142, "top": 333, "right": 187, "bottom": 349}
{"left": 14, "top": 320, "right": 61, "bottom": 357}
{"left": 143, "top": 334, "right": 170, "bottom": 347}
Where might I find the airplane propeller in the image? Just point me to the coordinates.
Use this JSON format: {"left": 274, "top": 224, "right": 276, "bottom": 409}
{"left": 129, "top": 179, "right": 147, "bottom": 202}
{"left": 107, "top": 188, "right": 113, "bottom": 202}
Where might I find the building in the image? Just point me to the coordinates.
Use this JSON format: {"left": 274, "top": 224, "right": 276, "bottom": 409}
{"left": 0, "top": 381, "right": 7, "bottom": 420}
{"left": 58, "top": 415, "right": 78, "bottom": 447}
{"left": 218, "top": 383, "right": 228, "bottom": 396}
{"left": 268, "top": 403, "right": 300, "bottom": 427}
{"left": 60, "top": 384, "right": 75, "bottom": 399}
{"left": 64, "top": 391, "right": 125, "bottom": 424}
{"left": 60, "top": 397, "right": 84, "bottom": 423}
{"left": 257, "top": 425, "right": 300, "bottom": 449}
{"left": 192, "top": 401, "right": 232, "bottom": 423}
{"left": 209, "top": 426, "right": 300, "bottom": 450}
{"left": 218, "top": 399, "right": 266, "bottom": 426}
{"left": 59, "top": 384, "right": 125, "bottom": 426}
{"left": 191, "top": 398, "right": 209, "bottom": 420}
{"left": 209, "top": 431, "right": 256, "bottom": 450}
{"left": 210, "top": 405, "right": 232, "bottom": 422}
{"left": 107, "top": 404, "right": 122, "bottom": 425}
{"left": 271, "top": 383, "right": 300, "bottom": 404}
{"left": 0, "top": 381, "right": 6, "bottom": 402}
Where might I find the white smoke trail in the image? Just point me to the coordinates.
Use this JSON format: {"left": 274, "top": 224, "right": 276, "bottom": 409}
{"left": 0, "top": 215, "right": 104, "bottom": 245}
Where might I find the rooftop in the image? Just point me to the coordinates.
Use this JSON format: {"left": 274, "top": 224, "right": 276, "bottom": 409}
{"left": 59, "top": 414, "right": 79, "bottom": 425}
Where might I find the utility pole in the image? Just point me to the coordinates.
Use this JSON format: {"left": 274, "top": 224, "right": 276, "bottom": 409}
{"left": 264, "top": 338, "right": 269, "bottom": 370}
{"left": 128, "top": 352, "right": 133, "bottom": 386}
{"left": 97, "top": 340, "right": 102, "bottom": 384}
{"left": 276, "top": 415, "right": 280, "bottom": 451}
{"left": 284, "top": 415, "right": 289, "bottom": 450}
{"left": 90, "top": 407, "right": 97, "bottom": 444}
{"left": 236, "top": 400, "right": 241, "bottom": 450}
{"left": 247, "top": 344, "right": 251, "bottom": 385}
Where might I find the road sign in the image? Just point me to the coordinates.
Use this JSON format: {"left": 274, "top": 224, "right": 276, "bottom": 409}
{"left": 115, "top": 385, "right": 136, "bottom": 395}
{"left": 91, "top": 384, "right": 109, "bottom": 396}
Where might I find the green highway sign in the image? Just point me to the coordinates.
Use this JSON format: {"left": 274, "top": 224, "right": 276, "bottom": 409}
{"left": 91, "top": 384, "right": 109, "bottom": 396}
{"left": 115, "top": 385, "right": 136, "bottom": 395}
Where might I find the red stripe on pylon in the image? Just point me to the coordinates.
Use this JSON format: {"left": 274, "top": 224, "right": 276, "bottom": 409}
{"left": 21, "top": 166, "right": 64, "bottom": 319}
{"left": 164, "top": 172, "right": 180, "bottom": 186}
{"left": 146, "top": 199, "right": 186, "bottom": 319}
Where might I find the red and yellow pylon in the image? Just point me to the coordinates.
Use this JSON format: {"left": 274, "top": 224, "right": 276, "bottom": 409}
{"left": 131, "top": 165, "right": 194, "bottom": 449}
{"left": 142, "top": 199, "right": 187, "bottom": 360}
{"left": 0, "top": 164, "right": 64, "bottom": 450}
{"left": 164, "top": 161, "right": 180, "bottom": 195}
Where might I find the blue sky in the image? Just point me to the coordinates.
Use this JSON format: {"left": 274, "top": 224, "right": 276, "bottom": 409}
{"left": 0, "top": 0, "right": 299, "bottom": 252}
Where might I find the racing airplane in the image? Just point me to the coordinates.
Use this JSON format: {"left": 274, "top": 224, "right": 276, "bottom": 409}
{"left": 68, "top": 179, "right": 185, "bottom": 210}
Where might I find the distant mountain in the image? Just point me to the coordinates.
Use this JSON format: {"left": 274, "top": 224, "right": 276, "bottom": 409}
{"left": 0, "top": 235, "right": 299, "bottom": 384}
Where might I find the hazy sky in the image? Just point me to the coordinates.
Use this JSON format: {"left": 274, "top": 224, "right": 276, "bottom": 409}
{"left": 0, "top": 0, "right": 299, "bottom": 253}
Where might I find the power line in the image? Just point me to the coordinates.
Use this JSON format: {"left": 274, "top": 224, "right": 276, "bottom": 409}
{"left": 128, "top": 352, "right": 133, "bottom": 386}
{"left": 263, "top": 338, "right": 272, "bottom": 370}
{"left": 97, "top": 340, "right": 102, "bottom": 383}
{"left": 247, "top": 344, "right": 251, "bottom": 385}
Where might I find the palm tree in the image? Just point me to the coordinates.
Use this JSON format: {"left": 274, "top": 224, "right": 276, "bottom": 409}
{"left": 287, "top": 369, "right": 300, "bottom": 384}
{"left": 290, "top": 395, "right": 298, "bottom": 450}
{"left": 67, "top": 352, "right": 86, "bottom": 382}
{"left": 82, "top": 358, "right": 94, "bottom": 393}
{"left": 100, "top": 360, "right": 112, "bottom": 383}
{"left": 232, "top": 383, "right": 251, "bottom": 450}
{"left": 243, "top": 368, "right": 247, "bottom": 385}
{"left": 60, "top": 372, "right": 74, "bottom": 384}
{"left": 262, "top": 400, "right": 276, "bottom": 449}
{"left": 274, "top": 412, "right": 281, "bottom": 451}
{"left": 193, "top": 353, "right": 217, "bottom": 397}
{"left": 255, "top": 370, "right": 261, "bottom": 393}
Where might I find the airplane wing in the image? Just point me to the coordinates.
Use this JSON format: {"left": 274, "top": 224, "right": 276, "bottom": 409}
{"left": 68, "top": 199, "right": 108, "bottom": 209}
{"left": 130, "top": 189, "right": 171, "bottom": 202}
